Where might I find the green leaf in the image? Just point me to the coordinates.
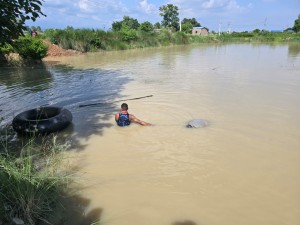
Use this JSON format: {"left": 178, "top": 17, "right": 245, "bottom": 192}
{"left": 0, "top": 0, "right": 45, "bottom": 45}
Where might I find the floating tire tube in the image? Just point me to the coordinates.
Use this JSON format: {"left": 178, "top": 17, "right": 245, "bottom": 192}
{"left": 186, "top": 119, "right": 208, "bottom": 128}
{"left": 12, "top": 106, "right": 72, "bottom": 134}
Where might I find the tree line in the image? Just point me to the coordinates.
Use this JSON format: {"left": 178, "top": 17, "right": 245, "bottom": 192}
{"left": 0, "top": 1, "right": 300, "bottom": 64}
{"left": 0, "top": 2, "right": 203, "bottom": 46}
{"left": 1, "top": 1, "right": 300, "bottom": 45}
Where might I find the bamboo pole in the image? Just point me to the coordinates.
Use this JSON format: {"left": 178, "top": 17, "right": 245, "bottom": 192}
{"left": 78, "top": 95, "right": 153, "bottom": 107}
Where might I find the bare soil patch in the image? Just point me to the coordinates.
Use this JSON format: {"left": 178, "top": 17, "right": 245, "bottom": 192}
{"left": 43, "top": 40, "right": 83, "bottom": 57}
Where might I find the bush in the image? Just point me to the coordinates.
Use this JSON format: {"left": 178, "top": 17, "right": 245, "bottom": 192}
{"left": 0, "top": 135, "right": 71, "bottom": 225}
{"left": 158, "top": 29, "right": 173, "bottom": 46}
{"left": 119, "top": 24, "right": 138, "bottom": 42}
{"left": 140, "top": 22, "right": 154, "bottom": 32}
{"left": 14, "top": 36, "right": 48, "bottom": 60}
{"left": 0, "top": 43, "right": 14, "bottom": 65}
{"left": 0, "top": 43, "right": 15, "bottom": 54}
{"left": 173, "top": 32, "right": 189, "bottom": 44}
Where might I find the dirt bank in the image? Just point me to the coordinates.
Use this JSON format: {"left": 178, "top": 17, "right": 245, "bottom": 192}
{"left": 43, "top": 40, "right": 83, "bottom": 58}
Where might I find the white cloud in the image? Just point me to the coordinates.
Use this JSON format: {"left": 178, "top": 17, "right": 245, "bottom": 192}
{"left": 28, "top": 0, "right": 297, "bottom": 31}
{"left": 44, "top": 0, "right": 71, "bottom": 7}
{"left": 111, "top": 0, "right": 129, "bottom": 12}
{"left": 201, "top": 0, "right": 223, "bottom": 9}
{"left": 225, "top": 0, "right": 244, "bottom": 11}
{"left": 77, "top": 0, "right": 122, "bottom": 12}
{"left": 170, "top": 0, "right": 248, "bottom": 15}
{"left": 139, "top": 0, "right": 157, "bottom": 14}
{"left": 201, "top": 0, "right": 242, "bottom": 10}
{"left": 78, "top": 0, "right": 94, "bottom": 12}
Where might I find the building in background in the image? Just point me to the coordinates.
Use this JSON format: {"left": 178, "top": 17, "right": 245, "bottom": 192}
{"left": 192, "top": 27, "right": 209, "bottom": 35}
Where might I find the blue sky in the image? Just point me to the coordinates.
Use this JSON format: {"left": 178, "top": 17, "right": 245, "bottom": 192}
{"left": 26, "top": 0, "right": 300, "bottom": 32}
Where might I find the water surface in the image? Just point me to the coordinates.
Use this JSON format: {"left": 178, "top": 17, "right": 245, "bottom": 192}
{"left": 1, "top": 43, "right": 300, "bottom": 225}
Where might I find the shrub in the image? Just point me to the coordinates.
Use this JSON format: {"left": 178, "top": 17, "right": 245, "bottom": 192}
{"left": 14, "top": 36, "right": 48, "bottom": 60}
{"left": 0, "top": 135, "right": 71, "bottom": 225}
{"left": 158, "top": 29, "right": 173, "bottom": 46}
{"left": 0, "top": 43, "right": 15, "bottom": 54}
{"left": 43, "top": 29, "right": 59, "bottom": 44}
{"left": 119, "top": 24, "right": 138, "bottom": 42}
{"left": 140, "top": 22, "right": 154, "bottom": 32}
{"left": 173, "top": 32, "right": 189, "bottom": 44}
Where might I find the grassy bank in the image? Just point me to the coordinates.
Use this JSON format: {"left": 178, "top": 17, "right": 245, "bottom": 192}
{"left": 0, "top": 132, "right": 72, "bottom": 225}
{"left": 42, "top": 28, "right": 300, "bottom": 53}
{"left": 43, "top": 28, "right": 191, "bottom": 52}
{"left": 1, "top": 29, "right": 299, "bottom": 67}
{"left": 0, "top": 35, "right": 48, "bottom": 67}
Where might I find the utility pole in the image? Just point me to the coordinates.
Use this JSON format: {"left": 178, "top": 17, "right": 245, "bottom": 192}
{"left": 264, "top": 17, "right": 267, "bottom": 31}
{"left": 180, "top": 19, "right": 182, "bottom": 31}
{"left": 227, "top": 22, "right": 231, "bottom": 34}
{"left": 178, "top": 6, "right": 181, "bottom": 32}
{"left": 218, "top": 20, "right": 221, "bottom": 35}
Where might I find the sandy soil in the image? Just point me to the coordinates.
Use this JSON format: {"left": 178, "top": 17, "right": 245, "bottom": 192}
{"left": 43, "top": 40, "right": 83, "bottom": 58}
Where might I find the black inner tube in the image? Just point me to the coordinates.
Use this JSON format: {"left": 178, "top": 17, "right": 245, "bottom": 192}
{"left": 26, "top": 108, "right": 61, "bottom": 121}
{"left": 12, "top": 106, "right": 72, "bottom": 134}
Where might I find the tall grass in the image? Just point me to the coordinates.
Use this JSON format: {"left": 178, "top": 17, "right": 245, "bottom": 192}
{"left": 43, "top": 28, "right": 191, "bottom": 52}
{"left": 0, "top": 134, "right": 71, "bottom": 225}
{"left": 198, "top": 32, "right": 300, "bottom": 43}
{"left": 43, "top": 27, "right": 300, "bottom": 53}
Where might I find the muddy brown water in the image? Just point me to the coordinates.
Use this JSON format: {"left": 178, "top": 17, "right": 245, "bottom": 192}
{"left": 1, "top": 43, "right": 300, "bottom": 225}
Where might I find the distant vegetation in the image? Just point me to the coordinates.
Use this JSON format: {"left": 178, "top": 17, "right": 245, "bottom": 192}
{"left": 1, "top": 26, "right": 299, "bottom": 67}
{"left": 42, "top": 26, "right": 190, "bottom": 52}
{"left": 1, "top": 2, "right": 300, "bottom": 65}
{"left": 39, "top": 8, "right": 300, "bottom": 53}
{"left": 40, "top": 26, "right": 300, "bottom": 53}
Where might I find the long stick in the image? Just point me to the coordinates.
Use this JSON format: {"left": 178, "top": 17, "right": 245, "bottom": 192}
{"left": 79, "top": 95, "right": 153, "bottom": 107}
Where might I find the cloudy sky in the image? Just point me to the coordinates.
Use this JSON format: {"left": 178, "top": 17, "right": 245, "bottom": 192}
{"left": 26, "top": 0, "right": 300, "bottom": 32}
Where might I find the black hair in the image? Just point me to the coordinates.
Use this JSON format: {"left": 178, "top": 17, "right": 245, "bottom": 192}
{"left": 121, "top": 103, "right": 128, "bottom": 110}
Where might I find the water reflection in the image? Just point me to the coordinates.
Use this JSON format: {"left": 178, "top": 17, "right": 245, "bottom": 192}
{"left": 288, "top": 43, "right": 300, "bottom": 58}
{"left": 0, "top": 66, "right": 53, "bottom": 92}
{"left": 1, "top": 43, "right": 300, "bottom": 225}
{"left": 0, "top": 61, "right": 132, "bottom": 154}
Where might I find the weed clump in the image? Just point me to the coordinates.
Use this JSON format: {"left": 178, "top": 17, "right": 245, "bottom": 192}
{"left": 0, "top": 135, "right": 71, "bottom": 225}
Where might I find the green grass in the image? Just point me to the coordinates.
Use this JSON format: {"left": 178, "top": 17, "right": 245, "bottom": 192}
{"left": 42, "top": 28, "right": 192, "bottom": 52}
{"left": 0, "top": 135, "right": 71, "bottom": 225}
{"left": 42, "top": 28, "right": 300, "bottom": 53}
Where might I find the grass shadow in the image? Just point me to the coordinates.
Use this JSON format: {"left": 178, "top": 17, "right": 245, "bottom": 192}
{"left": 172, "top": 220, "right": 199, "bottom": 225}
{"left": 45, "top": 194, "right": 103, "bottom": 225}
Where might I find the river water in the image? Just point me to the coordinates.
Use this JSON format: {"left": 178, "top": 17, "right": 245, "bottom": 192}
{"left": 1, "top": 43, "right": 300, "bottom": 225}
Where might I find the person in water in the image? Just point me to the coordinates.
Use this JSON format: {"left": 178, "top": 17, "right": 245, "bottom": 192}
{"left": 115, "top": 103, "right": 152, "bottom": 126}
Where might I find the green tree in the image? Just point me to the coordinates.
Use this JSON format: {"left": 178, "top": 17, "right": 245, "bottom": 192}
{"left": 182, "top": 18, "right": 200, "bottom": 27}
{"left": 119, "top": 23, "right": 137, "bottom": 42}
{"left": 181, "top": 22, "right": 193, "bottom": 33}
{"left": 159, "top": 4, "right": 179, "bottom": 31}
{"left": 0, "top": 0, "right": 45, "bottom": 45}
{"left": 292, "top": 14, "right": 300, "bottom": 32}
{"left": 140, "top": 21, "right": 154, "bottom": 32}
{"left": 181, "top": 18, "right": 201, "bottom": 33}
{"left": 112, "top": 16, "right": 140, "bottom": 32}
{"left": 112, "top": 21, "right": 123, "bottom": 32}
{"left": 252, "top": 29, "right": 261, "bottom": 33}
{"left": 30, "top": 25, "right": 42, "bottom": 32}
{"left": 154, "top": 22, "right": 161, "bottom": 29}
{"left": 14, "top": 36, "right": 48, "bottom": 60}
{"left": 123, "top": 16, "right": 139, "bottom": 30}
